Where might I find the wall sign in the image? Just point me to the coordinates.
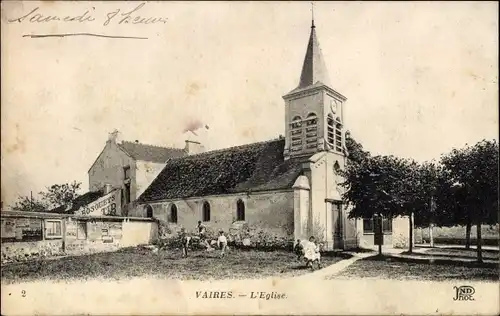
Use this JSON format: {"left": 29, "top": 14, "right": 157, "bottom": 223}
{"left": 1, "top": 218, "right": 43, "bottom": 242}
{"left": 75, "top": 189, "right": 121, "bottom": 216}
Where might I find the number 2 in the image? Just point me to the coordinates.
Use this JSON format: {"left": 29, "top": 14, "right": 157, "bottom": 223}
{"left": 21, "top": 290, "right": 26, "bottom": 297}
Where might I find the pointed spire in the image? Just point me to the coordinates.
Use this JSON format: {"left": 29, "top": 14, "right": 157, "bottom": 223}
{"left": 297, "top": 12, "right": 331, "bottom": 89}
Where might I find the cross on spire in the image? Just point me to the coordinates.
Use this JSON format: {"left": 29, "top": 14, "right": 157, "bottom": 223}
{"left": 311, "top": 2, "right": 315, "bottom": 28}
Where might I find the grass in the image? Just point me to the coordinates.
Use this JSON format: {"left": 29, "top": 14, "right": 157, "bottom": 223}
{"left": 1, "top": 247, "right": 348, "bottom": 285}
{"left": 332, "top": 254, "right": 499, "bottom": 282}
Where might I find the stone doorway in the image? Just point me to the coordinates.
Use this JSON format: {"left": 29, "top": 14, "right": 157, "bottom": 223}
{"left": 332, "top": 202, "right": 344, "bottom": 249}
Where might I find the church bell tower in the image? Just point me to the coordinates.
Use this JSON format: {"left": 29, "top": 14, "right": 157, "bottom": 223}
{"left": 283, "top": 17, "right": 347, "bottom": 161}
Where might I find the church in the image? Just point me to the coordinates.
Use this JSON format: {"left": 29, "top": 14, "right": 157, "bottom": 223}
{"left": 128, "top": 19, "right": 411, "bottom": 250}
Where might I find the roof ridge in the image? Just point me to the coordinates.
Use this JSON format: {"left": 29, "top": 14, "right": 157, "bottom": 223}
{"left": 120, "top": 140, "right": 183, "bottom": 151}
{"left": 167, "top": 137, "right": 284, "bottom": 160}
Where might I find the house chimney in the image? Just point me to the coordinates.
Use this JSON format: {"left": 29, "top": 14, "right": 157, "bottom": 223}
{"left": 184, "top": 140, "right": 205, "bottom": 155}
{"left": 107, "top": 129, "right": 120, "bottom": 144}
{"left": 104, "top": 184, "right": 113, "bottom": 194}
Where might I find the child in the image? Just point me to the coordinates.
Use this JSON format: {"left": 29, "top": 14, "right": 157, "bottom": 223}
{"left": 314, "top": 240, "right": 322, "bottom": 269}
{"left": 180, "top": 228, "right": 190, "bottom": 258}
{"left": 304, "top": 236, "right": 321, "bottom": 269}
{"left": 294, "top": 239, "right": 305, "bottom": 261}
{"left": 217, "top": 230, "right": 228, "bottom": 258}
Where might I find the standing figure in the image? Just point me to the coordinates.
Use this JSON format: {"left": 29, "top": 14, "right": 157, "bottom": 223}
{"left": 217, "top": 230, "right": 228, "bottom": 258}
{"left": 294, "top": 239, "right": 305, "bottom": 261}
{"left": 180, "top": 228, "right": 190, "bottom": 258}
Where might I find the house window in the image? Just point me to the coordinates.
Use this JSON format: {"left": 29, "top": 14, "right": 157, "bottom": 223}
{"left": 45, "top": 220, "right": 62, "bottom": 239}
{"left": 124, "top": 183, "right": 131, "bottom": 205}
{"left": 202, "top": 201, "right": 211, "bottom": 222}
{"left": 170, "top": 204, "right": 178, "bottom": 224}
{"left": 236, "top": 199, "right": 245, "bottom": 221}
{"left": 363, "top": 217, "right": 392, "bottom": 233}
{"left": 123, "top": 166, "right": 131, "bottom": 180}
{"left": 77, "top": 221, "right": 87, "bottom": 240}
{"left": 145, "top": 205, "right": 153, "bottom": 218}
{"left": 383, "top": 218, "right": 393, "bottom": 232}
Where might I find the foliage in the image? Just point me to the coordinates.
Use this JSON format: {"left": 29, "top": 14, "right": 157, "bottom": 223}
{"left": 10, "top": 181, "right": 82, "bottom": 212}
{"left": 439, "top": 139, "right": 498, "bottom": 225}
{"left": 11, "top": 196, "right": 47, "bottom": 213}
{"left": 340, "top": 154, "right": 415, "bottom": 219}
{"left": 39, "top": 181, "right": 82, "bottom": 209}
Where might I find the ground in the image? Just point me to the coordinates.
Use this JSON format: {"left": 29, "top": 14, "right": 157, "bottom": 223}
{"left": 331, "top": 247, "right": 499, "bottom": 282}
{"left": 0, "top": 247, "right": 348, "bottom": 284}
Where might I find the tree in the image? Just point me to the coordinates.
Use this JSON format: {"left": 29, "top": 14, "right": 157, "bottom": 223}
{"left": 9, "top": 181, "right": 82, "bottom": 212}
{"left": 11, "top": 195, "right": 47, "bottom": 212}
{"left": 39, "top": 181, "right": 82, "bottom": 209}
{"left": 340, "top": 152, "right": 416, "bottom": 251}
{"left": 345, "top": 131, "right": 370, "bottom": 164}
{"left": 433, "top": 171, "right": 473, "bottom": 248}
{"left": 440, "top": 139, "right": 499, "bottom": 262}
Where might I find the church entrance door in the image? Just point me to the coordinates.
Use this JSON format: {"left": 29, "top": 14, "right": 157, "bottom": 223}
{"left": 332, "top": 202, "right": 344, "bottom": 249}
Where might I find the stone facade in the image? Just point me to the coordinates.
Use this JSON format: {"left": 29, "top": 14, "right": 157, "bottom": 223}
{"left": 88, "top": 139, "right": 138, "bottom": 203}
{"left": 134, "top": 190, "right": 295, "bottom": 245}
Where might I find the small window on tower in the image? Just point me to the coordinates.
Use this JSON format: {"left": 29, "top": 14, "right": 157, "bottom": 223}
{"left": 334, "top": 161, "right": 340, "bottom": 171}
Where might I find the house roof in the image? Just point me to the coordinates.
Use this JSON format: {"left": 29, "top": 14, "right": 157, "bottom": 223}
{"left": 118, "top": 141, "right": 187, "bottom": 163}
{"left": 138, "top": 138, "right": 303, "bottom": 202}
{"left": 49, "top": 190, "right": 106, "bottom": 214}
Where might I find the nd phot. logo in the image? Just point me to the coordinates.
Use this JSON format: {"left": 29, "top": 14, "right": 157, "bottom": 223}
{"left": 453, "top": 285, "right": 475, "bottom": 301}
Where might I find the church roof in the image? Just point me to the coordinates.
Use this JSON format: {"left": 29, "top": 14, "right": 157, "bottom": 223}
{"left": 138, "top": 138, "right": 303, "bottom": 202}
{"left": 118, "top": 141, "right": 186, "bottom": 163}
{"left": 296, "top": 23, "right": 331, "bottom": 90}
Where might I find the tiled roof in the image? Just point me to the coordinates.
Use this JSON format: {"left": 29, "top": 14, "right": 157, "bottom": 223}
{"left": 50, "top": 190, "right": 105, "bottom": 214}
{"left": 138, "top": 138, "right": 303, "bottom": 202}
{"left": 118, "top": 141, "right": 187, "bottom": 163}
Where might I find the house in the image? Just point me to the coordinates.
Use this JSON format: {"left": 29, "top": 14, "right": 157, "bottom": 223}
{"left": 131, "top": 19, "right": 412, "bottom": 250}
{"left": 87, "top": 131, "right": 198, "bottom": 214}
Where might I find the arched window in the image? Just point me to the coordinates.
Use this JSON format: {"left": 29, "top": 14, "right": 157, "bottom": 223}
{"left": 236, "top": 199, "right": 245, "bottom": 221}
{"left": 289, "top": 116, "right": 303, "bottom": 153}
{"left": 335, "top": 117, "right": 343, "bottom": 153}
{"left": 305, "top": 113, "right": 318, "bottom": 150}
{"left": 202, "top": 201, "right": 211, "bottom": 222}
{"left": 145, "top": 205, "right": 153, "bottom": 218}
{"left": 327, "top": 114, "right": 335, "bottom": 146}
{"left": 170, "top": 204, "right": 178, "bottom": 223}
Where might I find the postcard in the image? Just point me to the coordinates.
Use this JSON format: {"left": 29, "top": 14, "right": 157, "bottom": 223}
{"left": 1, "top": 1, "right": 498, "bottom": 315}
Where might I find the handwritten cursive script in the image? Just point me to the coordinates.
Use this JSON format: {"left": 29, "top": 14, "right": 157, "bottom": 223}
{"left": 8, "top": 3, "right": 168, "bottom": 27}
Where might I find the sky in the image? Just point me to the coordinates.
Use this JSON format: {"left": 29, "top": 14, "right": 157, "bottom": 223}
{"left": 1, "top": 1, "right": 498, "bottom": 206}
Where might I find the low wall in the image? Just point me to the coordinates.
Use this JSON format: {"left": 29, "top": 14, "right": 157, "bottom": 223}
{"left": 1, "top": 240, "right": 64, "bottom": 263}
{"left": 416, "top": 224, "right": 499, "bottom": 245}
{"left": 1, "top": 213, "right": 158, "bottom": 263}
